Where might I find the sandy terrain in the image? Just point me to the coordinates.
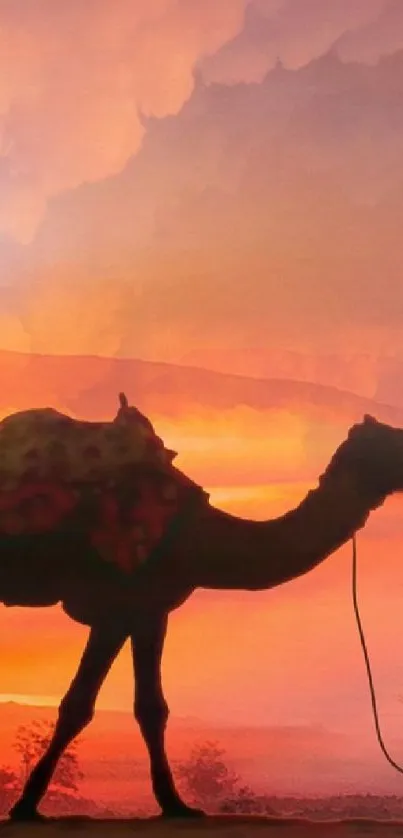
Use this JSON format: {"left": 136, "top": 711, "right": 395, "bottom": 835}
{"left": 2, "top": 817, "right": 403, "bottom": 838}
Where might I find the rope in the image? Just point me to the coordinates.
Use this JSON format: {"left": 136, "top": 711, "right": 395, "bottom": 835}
{"left": 352, "top": 533, "right": 403, "bottom": 773}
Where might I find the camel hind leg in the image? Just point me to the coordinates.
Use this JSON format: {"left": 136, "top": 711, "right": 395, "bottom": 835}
{"left": 9, "top": 623, "right": 127, "bottom": 821}
{"left": 131, "top": 615, "right": 204, "bottom": 817}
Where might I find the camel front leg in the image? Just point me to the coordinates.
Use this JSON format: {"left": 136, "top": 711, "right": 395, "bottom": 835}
{"left": 10, "top": 623, "right": 127, "bottom": 822}
{"left": 131, "top": 616, "right": 204, "bottom": 818}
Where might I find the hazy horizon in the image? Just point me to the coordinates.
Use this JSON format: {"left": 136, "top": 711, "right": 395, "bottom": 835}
{"left": 2, "top": 696, "right": 403, "bottom": 801}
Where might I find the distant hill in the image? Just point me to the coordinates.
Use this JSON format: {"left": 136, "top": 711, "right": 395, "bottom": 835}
{"left": 2, "top": 348, "right": 403, "bottom": 492}
{"left": 1, "top": 348, "right": 403, "bottom": 426}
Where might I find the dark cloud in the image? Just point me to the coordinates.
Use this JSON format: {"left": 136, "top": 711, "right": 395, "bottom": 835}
{"left": 201, "top": 0, "right": 386, "bottom": 83}
{"left": 338, "top": 0, "right": 403, "bottom": 64}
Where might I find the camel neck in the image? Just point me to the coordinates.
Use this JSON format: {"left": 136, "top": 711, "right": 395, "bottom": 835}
{"left": 270, "top": 468, "right": 384, "bottom": 584}
{"left": 186, "top": 468, "right": 386, "bottom": 592}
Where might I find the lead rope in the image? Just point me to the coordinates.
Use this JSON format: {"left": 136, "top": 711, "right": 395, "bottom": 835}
{"left": 352, "top": 533, "right": 403, "bottom": 773}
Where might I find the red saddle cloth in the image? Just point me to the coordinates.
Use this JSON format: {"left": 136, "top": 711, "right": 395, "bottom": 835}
{"left": 87, "top": 475, "right": 185, "bottom": 573}
{"left": 0, "top": 469, "right": 202, "bottom": 575}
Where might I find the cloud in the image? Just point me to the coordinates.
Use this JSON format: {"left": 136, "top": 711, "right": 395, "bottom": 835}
{"left": 1, "top": 48, "right": 402, "bottom": 377}
{"left": 201, "top": 0, "right": 387, "bottom": 84}
{"left": 1, "top": 0, "right": 398, "bottom": 244}
{"left": 0, "top": 0, "right": 246, "bottom": 242}
{"left": 2, "top": 11, "right": 403, "bottom": 393}
{"left": 337, "top": 0, "right": 403, "bottom": 64}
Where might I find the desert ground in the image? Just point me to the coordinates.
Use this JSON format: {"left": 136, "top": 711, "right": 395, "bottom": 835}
{"left": 2, "top": 817, "right": 403, "bottom": 838}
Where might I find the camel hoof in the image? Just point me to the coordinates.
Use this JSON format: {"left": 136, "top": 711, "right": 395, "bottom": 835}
{"left": 162, "top": 804, "right": 206, "bottom": 819}
{"left": 9, "top": 801, "right": 46, "bottom": 822}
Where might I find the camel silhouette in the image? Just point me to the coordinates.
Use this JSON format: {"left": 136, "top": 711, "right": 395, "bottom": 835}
{"left": 1, "top": 407, "right": 402, "bottom": 820}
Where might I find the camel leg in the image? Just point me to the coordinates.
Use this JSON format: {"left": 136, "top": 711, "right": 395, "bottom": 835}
{"left": 9, "top": 623, "right": 127, "bottom": 821}
{"left": 131, "top": 616, "right": 204, "bottom": 818}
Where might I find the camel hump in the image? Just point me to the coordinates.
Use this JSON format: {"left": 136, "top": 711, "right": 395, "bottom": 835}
{"left": 0, "top": 399, "right": 173, "bottom": 490}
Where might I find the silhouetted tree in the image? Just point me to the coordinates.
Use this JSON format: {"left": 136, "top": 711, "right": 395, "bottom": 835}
{"left": 14, "top": 719, "right": 84, "bottom": 793}
{"left": 175, "top": 741, "right": 242, "bottom": 810}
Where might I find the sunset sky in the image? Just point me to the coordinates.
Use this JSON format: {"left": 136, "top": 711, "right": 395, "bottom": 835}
{"left": 2, "top": 0, "right": 403, "bottom": 780}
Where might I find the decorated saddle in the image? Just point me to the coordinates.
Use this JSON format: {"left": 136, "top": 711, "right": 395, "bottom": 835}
{"left": 0, "top": 394, "right": 206, "bottom": 574}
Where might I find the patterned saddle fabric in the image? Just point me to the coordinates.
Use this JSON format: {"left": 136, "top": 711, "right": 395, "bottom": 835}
{"left": 0, "top": 397, "right": 174, "bottom": 488}
{"left": 0, "top": 396, "right": 205, "bottom": 574}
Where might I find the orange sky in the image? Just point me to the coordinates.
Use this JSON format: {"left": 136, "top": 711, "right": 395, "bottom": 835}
{"left": 1, "top": 0, "right": 403, "bottom": 746}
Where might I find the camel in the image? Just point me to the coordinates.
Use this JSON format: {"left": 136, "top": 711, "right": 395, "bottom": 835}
{"left": 1, "top": 406, "right": 402, "bottom": 821}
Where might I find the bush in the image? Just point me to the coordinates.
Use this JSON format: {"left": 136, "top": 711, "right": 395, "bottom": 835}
{"left": 14, "top": 719, "right": 84, "bottom": 793}
{"left": 175, "top": 740, "right": 246, "bottom": 811}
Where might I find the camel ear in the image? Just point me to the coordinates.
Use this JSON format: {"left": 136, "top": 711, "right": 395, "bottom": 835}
{"left": 119, "top": 392, "right": 129, "bottom": 410}
{"left": 364, "top": 414, "right": 377, "bottom": 425}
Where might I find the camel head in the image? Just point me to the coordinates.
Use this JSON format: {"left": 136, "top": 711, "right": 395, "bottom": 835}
{"left": 322, "top": 414, "right": 403, "bottom": 500}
